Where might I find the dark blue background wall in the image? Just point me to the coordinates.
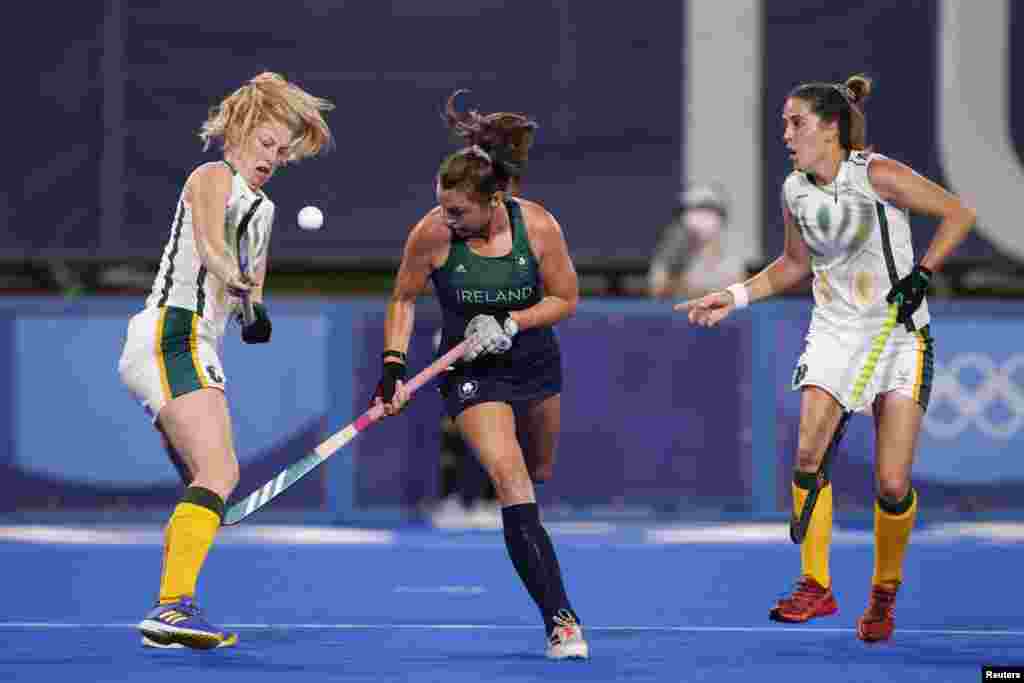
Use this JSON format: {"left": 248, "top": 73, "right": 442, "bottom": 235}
{"left": 8, "top": 1, "right": 1021, "bottom": 267}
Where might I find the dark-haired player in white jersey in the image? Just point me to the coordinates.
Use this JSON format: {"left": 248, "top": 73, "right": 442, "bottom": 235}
{"left": 678, "top": 73, "right": 975, "bottom": 642}
{"left": 118, "top": 72, "right": 332, "bottom": 649}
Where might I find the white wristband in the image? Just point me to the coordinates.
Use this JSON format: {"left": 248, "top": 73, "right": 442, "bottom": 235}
{"left": 726, "top": 283, "right": 749, "bottom": 309}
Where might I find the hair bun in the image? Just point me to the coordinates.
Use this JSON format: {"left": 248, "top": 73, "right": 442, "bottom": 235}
{"left": 844, "top": 74, "right": 873, "bottom": 105}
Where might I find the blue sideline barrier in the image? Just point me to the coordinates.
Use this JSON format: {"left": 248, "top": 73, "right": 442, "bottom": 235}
{"left": 0, "top": 296, "right": 1021, "bottom": 523}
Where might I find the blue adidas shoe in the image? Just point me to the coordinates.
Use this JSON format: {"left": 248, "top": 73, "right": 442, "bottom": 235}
{"left": 138, "top": 597, "right": 238, "bottom": 650}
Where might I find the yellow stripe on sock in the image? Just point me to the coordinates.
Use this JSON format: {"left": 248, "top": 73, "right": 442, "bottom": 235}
{"left": 158, "top": 502, "right": 221, "bottom": 604}
{"left": 873, "top": 489, "right": 918, "bottom": 586}
{"left": 793, "top": 481, "right": 833, "bottom": 588}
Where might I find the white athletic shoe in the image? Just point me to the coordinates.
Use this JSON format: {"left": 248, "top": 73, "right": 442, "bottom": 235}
{"left": 430, "top": 495, "right": 470, "bottom": 529}
{"left": 141, "top": 634, "right": 237, "bottom": 649}
{"left": 467, "top": 500, "right": 502, "bottom": 530}
{"left": 141, "top": 635, "right": 186, "bottom": 648}
{"left": 545, "top": 610, "right": 589, "bottom": 660}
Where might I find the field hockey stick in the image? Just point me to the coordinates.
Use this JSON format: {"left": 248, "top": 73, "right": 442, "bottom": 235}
{"left": 239, "top": 291, "right": 255, "bottom": 326}
{"left": 237, "top": 253, "right": 256, "bottom": 326}
{"left": 789, "top": 301, "right": 901, "bottom": 544}
{"left": 223, "top": 338, "right": 469, "bottom": 525}
{"left": 236, "top": 199, "right": 263, "bottom": 326}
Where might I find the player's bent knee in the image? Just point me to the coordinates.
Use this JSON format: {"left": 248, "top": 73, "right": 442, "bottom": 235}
{"left": 522, "top": 444, "right": 556, "bottom": 483}
{"left": 492, "top": 473, "right": 535, "bottom": 506}
{"left": 191, "top": 460, "right": 240, "bottom": 500}
{"left": 191, "top": 478, "right": 237, "bottom": 503}
{"left": 223, "top": 461, "right": 241, "bottom": 496}
{"left": 876, "top": 477, "right": 910, "bottom": 504}
{"left": 794, "top": 445, "right": 823, "bottom": 472}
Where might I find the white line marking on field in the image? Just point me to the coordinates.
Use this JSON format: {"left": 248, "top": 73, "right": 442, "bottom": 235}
{"left": 646, "top": 522, "right": 1024, "bottom": 545}
{"left": 918, "top": 522, "right": 1024, "bottom": 542}
{"left": 3, "top": 523, "right": 1023, "bottom": 547}
{"left": 393, "top": 585, "right": 487, "bottom": 594}
{"left": 646, "top": 524, "right": 873, "bottom": 545}
{"left": 0, "top": 525, "right": 394, "bottom": 546}
{"left": 1, "top": 623, "right": 1022, "bottom": 637}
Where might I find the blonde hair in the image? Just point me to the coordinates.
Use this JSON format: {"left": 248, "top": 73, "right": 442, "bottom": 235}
{"left": 199, "top": 72, "right": 334, "bottom": 162}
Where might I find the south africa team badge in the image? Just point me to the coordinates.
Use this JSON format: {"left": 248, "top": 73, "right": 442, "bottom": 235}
{"left": 457, "top": 379, "right": 479, "bottom": 401}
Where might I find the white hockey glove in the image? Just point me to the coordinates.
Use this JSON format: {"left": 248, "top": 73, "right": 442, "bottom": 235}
{"left": 463, "top": 314, "right": 518, "bottom": 362}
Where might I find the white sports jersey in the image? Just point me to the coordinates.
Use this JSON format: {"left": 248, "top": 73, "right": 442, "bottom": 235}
{"left": 782, "top": 151, "right": 929, "bottom": 335}
{"left": 145, "top": 163, "right": 275, "bottom": 337}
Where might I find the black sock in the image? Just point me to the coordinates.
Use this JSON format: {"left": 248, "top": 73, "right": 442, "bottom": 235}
{"left": 501, "top": 502, "right": 579, "bottom": 633}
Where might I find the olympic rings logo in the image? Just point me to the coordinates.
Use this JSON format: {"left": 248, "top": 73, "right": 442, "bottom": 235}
{"left": 924, "top": 352, "right": 1024, "bottom": 439}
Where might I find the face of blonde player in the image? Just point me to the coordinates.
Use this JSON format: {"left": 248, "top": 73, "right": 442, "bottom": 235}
{"left": 782, "top": 97, "right": 838, "bottom": 173}
{"left": 437, "top": 185, "right": 494, "bottom": 239}
{"left": 230, "top": 120, "right": 294, "bottom": 190}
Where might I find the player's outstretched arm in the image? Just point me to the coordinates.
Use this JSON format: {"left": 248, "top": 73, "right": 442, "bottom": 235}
{"left": 675, "top": 203, "right": 811, "bottom": 327}
{"left": 376, "top": 213, "right": 447, "bottom": 416}
{"left": 675, "top": 290, "right": 736, "bottom": 327}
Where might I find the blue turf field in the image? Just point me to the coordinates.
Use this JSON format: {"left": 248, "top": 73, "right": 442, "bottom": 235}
{"left": 1, "top": 522, "right": 1022, "bottom": 682}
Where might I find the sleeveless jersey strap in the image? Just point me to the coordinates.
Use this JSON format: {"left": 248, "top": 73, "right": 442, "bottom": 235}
{"left": 505, "top": 198, "right": 539, "bottom": 266}
{"left": 505, "top": 198, "right": 527, "bottom": 251}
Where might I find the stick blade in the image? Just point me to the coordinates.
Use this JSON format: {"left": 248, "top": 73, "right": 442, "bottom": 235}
{"left": 223, "top": 340, "right": 468, "bottom": 526}
{"left": 223, "top": 449, "right": 326, "bottom": 525}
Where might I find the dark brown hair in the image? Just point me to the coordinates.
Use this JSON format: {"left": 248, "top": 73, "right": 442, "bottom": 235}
{"left": 443, "top": 90, "right": 537, "bottom": 188}
{"left": 788, "top": 73, "right": 873, "bottom": 151}
{"left": 437, "top": 145, "right": 499, "bottom": 204}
